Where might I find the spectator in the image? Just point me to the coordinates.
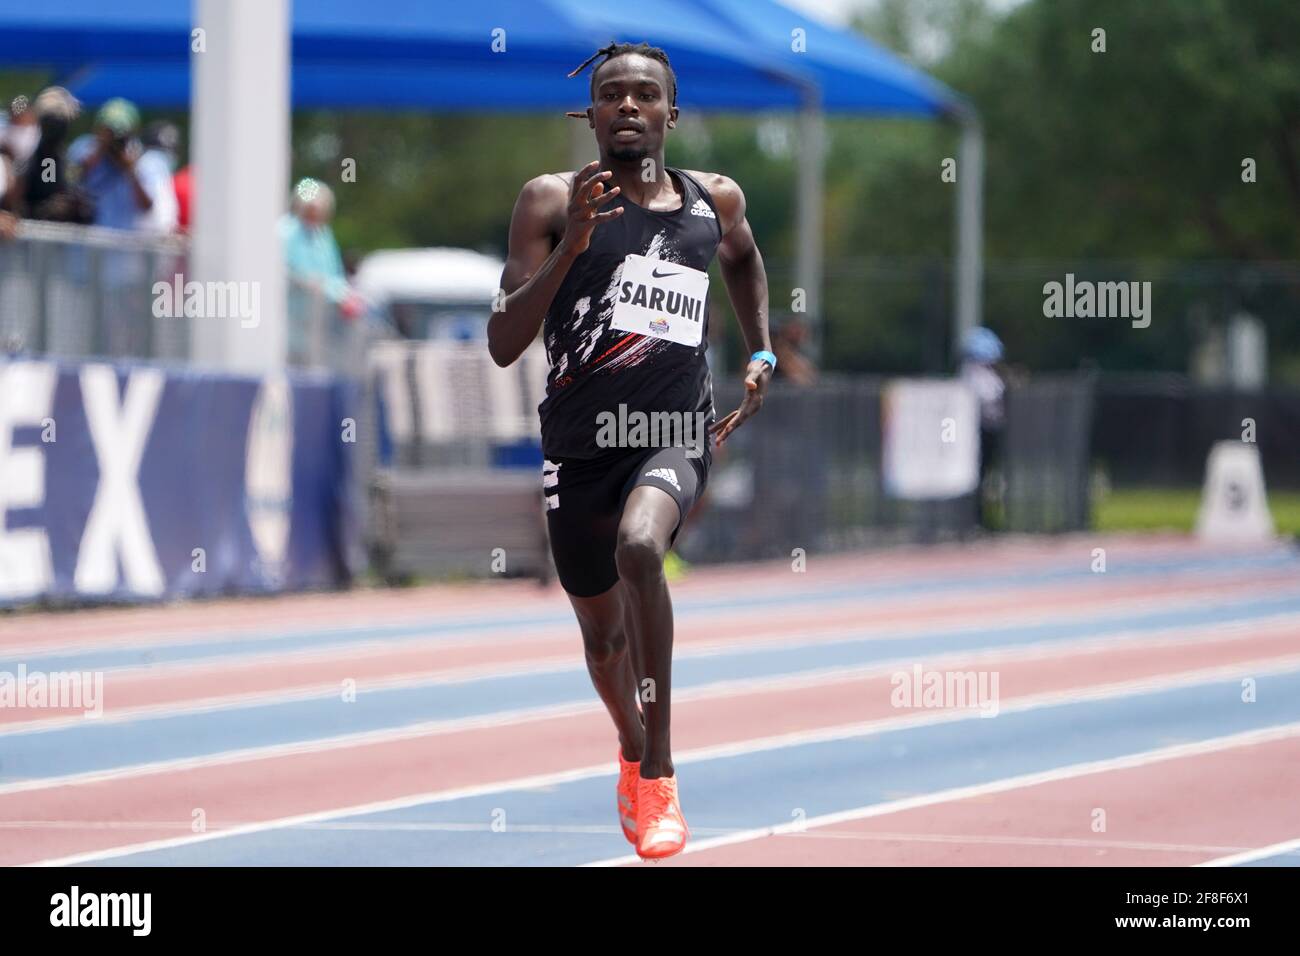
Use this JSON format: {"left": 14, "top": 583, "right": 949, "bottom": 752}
{"left": 959, "top": 326, "right": 1007, "bottom": 528}
{"left": 0, "top": 102, "right": 12, "bottom": 209}
{"left": 0, "top": 139, "right": 10, "bottom": 214}
{"left": 1, "top": 96, "right": 31, "bottom": 213}
{"left": 139, "top": 121, "right": 181, "bottom": 233}
{"left": 16, "top": 87, "right": 93, "bottom": 224}
{"left": 1, "top": 95, "right": 40, "bottom": 188}
{"left": 172, "top": 164, "right": 193, "bottom": 232}
{"left": 771, "top": 314, "right": 819, "bottom": 386}
{"left": 280, "top": 178, "right": 363, "bottom": 361}
{"left": 70, "top": 98, "right": 176, "bottom": 233}
{"left": 280, "top": 177, "right": 363, "bottom": 315}
{"left": 0, "top": 111, "right": 12, "bottom": 232}
{"left": 64, "top": 99, "right": 178, "bottom": 356}
{"left": 281, "top": 179, "right": 346, "bottom": 291}
{"left": 960, "top": 326, "right": 1006, "bottom": 430}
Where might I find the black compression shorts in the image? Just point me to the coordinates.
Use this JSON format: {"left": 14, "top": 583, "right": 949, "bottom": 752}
{"left": 543, "top": 445, "right": 710, "bottom": 597}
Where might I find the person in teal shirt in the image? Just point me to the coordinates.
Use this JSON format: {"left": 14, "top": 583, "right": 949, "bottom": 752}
{"left": 280, "top": 177, "right": 361, "bottom": 361}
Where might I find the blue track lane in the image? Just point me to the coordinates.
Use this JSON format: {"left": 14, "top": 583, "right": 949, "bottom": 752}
{"left": 1236, "top": 850, "right": 1300, "bottom": 866}
{"left": 80, "top": 667, "right": 1300, "bottom": 866}
{"left": 5, "top": 590, "right": 1300, "bottom": 783}
{"left": 5, "top": 549, "right": 1295, "bottom": 674}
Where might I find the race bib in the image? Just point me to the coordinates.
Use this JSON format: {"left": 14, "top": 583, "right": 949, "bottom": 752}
{"left": 610, "top": 254, "right": 708, "bottom": 348}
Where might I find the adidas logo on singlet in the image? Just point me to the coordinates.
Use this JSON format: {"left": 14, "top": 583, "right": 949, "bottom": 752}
{"left": 689, "top": 198, "right": 716, "bottom": 219}
{"left": 644, "top": 467, "right": 681, "bottom": 491}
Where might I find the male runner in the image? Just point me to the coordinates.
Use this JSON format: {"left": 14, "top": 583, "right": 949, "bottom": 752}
{"left": 489, "top": 42, "right": 774, "bottom": 860}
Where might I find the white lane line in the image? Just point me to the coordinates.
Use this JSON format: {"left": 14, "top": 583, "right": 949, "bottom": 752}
{"left": 582, "top": 721, "right": 1300, "bottom": 866}
{"left": 7, "top": 560, "right": 1295, "bottom": 663}
{"left": 1196, "top": 836, "right": 1300, "bottom": 867}
{"left": 746, "top": 831, "right": 1251, "bottom": 855}
{"left": 0, "top": 819, "right": 1264, "bottom": 855}
{"left": 3, "top": 624, "right": 1299, "bottom": 796}
{"left": 22, "top": 658, "right": 1300, "bottom": 866}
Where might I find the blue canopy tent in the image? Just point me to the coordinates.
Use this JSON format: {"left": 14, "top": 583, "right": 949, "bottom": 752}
{"left": 0, "top": 0, "right": 981, "bottom": 363}
{"left": 697, "top": 0, "right": 964, "bottom": 116}
{"left": 691, "top": 0, "right": 984, "bottom": 349}
{"left": 0, "top": 0, "right": 816, "bottom": 109}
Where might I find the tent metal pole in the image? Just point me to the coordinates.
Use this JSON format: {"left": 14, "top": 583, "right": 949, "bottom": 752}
{"left": 190, "top": 0, "right": 289, "bottom": 372}
{"left": 954, "top": 110, "right": 984, "bottom": 358}
{"left": 795, "top": 100, "right": 825, "bottom": 363}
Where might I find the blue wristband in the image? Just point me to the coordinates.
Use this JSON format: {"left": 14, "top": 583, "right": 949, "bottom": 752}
{"left": 751, "top": 349, "right": 777, "bottom": 371}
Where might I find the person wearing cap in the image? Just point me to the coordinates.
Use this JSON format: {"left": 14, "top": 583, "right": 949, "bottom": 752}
{"left": 959, "top": 326, "right": 1008, "bottom": 529}
{"left": 2, "top": 87, "right": 94, "bottom": 235}
{"left": 1, "top": 95, "right": 40, "bottom": 195}
{"left": 70, "top": 97, "right": 176, "bottom": 232}
{"left": 11, "top": 87, "right": 94, "bottom": 224}
{"left": 1, "top": 95, "right": 35, "bottom": 215}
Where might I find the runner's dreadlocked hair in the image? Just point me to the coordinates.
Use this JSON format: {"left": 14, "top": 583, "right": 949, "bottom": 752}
{"left": 564, "top": 42, "right": 677, "bottom": 119}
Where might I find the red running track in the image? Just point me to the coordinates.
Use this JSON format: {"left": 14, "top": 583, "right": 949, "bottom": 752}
{"left": 654, "top": 734, "right": 1300, "bottom": 867}
{"left": 5, "top": 620, "right": 1297, "bottom": 866}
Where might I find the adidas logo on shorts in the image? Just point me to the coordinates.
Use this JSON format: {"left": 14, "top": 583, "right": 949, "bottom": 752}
{"left": 689, "top": 198, "right": 716, "bottom": 219}
{"left": 644, "top": 467, "right": 681, "bottom": 491}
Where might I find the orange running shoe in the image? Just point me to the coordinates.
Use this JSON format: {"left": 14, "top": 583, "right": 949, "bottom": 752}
{"left": 635, "top": 774, "right": 689, "bottom": 860}
{"left": 617, "top": 750, "right": 640, "bottom": 844}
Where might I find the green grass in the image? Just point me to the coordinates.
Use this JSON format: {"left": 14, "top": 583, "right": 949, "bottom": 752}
{"left": 1093, "top": 488, "right": 1300, "bottom": 536}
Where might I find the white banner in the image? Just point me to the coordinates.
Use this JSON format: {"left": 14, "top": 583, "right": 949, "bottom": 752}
{"left": 882, "top": 379, "right": 980, "bottom": 500}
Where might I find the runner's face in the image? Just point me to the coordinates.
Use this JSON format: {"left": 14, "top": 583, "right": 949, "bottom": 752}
{"left": 590, "top": 55, "right": 676, "bottom": 162}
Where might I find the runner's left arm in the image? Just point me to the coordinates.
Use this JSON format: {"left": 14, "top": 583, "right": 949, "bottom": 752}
{"left": 709, "top": 175, "right": 772, "bottom": 445}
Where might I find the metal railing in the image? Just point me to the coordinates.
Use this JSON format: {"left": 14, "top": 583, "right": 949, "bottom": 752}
{"left": 286, "top": 276, "right": 374, "bottom": 373}
{"left": 0, "top": 220, "right": 371, "bottom": 375}
{"left": 0, "top": 219, "right": 190, "bottom": 361}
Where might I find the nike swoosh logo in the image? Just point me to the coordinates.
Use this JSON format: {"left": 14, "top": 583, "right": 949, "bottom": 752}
{"left": 652, "top": 268, "right": 682, "bottom": 278}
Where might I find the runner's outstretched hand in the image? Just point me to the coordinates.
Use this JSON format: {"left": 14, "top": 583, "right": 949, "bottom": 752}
{"left": 709, "top": 358, "right": 771, "bottom": 446}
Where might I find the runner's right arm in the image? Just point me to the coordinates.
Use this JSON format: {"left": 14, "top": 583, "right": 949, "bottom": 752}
{"left": 489, "top": 161, "right": 623, "bottom": 367}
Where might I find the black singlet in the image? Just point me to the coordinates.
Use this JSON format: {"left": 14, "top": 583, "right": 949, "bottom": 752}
{"left": 537, "top": 166, "right": 722, "bottom": 460}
